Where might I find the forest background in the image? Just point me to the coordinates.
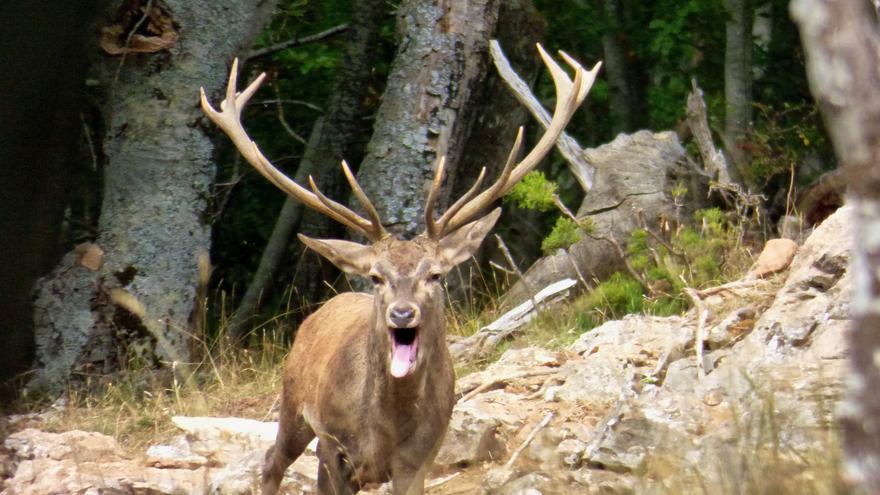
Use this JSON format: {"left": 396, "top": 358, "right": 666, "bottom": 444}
{"left": 0, "top": 0, "right": 831, "bottom": 398}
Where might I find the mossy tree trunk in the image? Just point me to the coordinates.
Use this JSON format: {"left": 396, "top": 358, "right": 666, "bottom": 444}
{"left": 29, "top": 0, "right": 277, "bottom": 394}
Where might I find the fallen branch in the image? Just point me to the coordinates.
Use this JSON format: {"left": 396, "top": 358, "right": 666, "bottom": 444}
{"left": 683, "top": 287, "right": 709, "bottom": 379}
{"left": 475, "top": 278, "right": 577, "bottom": 350}
{"left": 426, "top": 472, "right": 461, "bottom": 489}
{"left": 504, "top": 412, "right": 554, "bottom": 469}
{"left": 459, "top": 369, "right": 558, "bottom": 402}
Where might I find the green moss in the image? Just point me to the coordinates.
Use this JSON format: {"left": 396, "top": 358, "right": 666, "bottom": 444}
{"left": 541, "top": 217, "right": 582, "bottom": 253}
{"left": 506, "top": 171, "right": 557, "bottom": 212}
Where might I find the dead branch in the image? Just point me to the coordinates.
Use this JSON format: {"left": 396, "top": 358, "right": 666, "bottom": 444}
{"left": 686, "top": 78, "right": 732, "bottom": 184}
{"left": 246, "top": 24, "right": 350, "bottom": 60}
{"left": 459, "top": 369, "right": 558, "bottom": 403}
{"left": 683, "top": 287, "right": 709, "bottom": 380}
{"left": 504, "top": 412, "right": 554, "bottom": 469}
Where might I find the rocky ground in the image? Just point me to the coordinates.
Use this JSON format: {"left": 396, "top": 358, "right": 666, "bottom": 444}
{"left": 0, "top": 205, "right": 853, "bottom": 494}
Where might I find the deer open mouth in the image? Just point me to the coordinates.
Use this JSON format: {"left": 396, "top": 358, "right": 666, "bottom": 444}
{"left": 389, "top": 327, "right": 419, "bottom": 378}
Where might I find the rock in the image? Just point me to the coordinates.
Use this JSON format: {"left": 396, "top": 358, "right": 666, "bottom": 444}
{"left": 436, "top": 392, "right": 512, "bottom": 466}
{"left": 146, "top": 442, "right": 209, "bottom": 469}
{"left": 749, "top": 238, "right": 799, "bottom": 278}
{"left": 209, "top": 448, "right": 319, "bottom": 494}
{"left": 170, "top": 416, "right": 279, "bottom": 464}
{"left": 503, "top": 131, "right": 707, "bottom": 308}
{"left": 2, "top": 429, "right": 210, "bottom": 494}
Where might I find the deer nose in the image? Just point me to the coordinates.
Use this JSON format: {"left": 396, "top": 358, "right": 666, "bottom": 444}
{"left": 388, "top": 305, "right": 418, "bottom": 328}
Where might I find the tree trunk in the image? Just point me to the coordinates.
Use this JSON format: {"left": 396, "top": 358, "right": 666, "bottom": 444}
{"left": 28, "top": 0, "right": 277, "bottom": 394}
{"left": 791, "top": 0, "right": 880, "bottom": 490}
{"left": 356, "top": 0, "right": 502, "bottom": 239}
{"left": 723, "top": 0, "right": 752, "bottom": 181}
{"left": 599, "top": 0, "right": 636, "bottom": 135}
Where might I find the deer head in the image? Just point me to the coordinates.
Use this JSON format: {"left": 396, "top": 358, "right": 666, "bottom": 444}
{"left": 200, "top": 46, "right": 600, "bottom": 378}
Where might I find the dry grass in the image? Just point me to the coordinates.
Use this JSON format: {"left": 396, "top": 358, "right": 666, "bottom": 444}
{"left": 22, "top": 319, "right": 288, "bottom": 454}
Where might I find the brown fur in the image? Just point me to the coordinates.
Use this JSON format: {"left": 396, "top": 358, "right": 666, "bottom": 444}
{"left": 262, "top": 213, "right": 499, "bottom": 495}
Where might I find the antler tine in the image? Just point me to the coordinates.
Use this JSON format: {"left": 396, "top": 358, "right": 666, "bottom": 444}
{"left": 424, "top": 156, "right": 447, "bottom": 239}
{"left": 341, "top": 160, "right": 387, "bottom": 240}
{"left": 306, "top": 176, "right": 384, "bottom": 241}
{"left": 200, "top": 58, "right": 385, "bottom": 241}
{"left": 435, "top": 44, "right": 598, "bottom": 236}
{"left": 429, "top": 127, "right": 521, "bottom": 238}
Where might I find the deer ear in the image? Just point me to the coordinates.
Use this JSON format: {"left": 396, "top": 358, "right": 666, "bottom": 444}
{"left": 437, "top": 208, "right": 502, "bottom": 270}
{"left": 298, "top": 234, "right": 376, "bottom": 276}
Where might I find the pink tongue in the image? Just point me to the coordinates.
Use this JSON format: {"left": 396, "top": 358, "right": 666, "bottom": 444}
{"left": 390, "top": 341, "right": 417, "bottom": 378}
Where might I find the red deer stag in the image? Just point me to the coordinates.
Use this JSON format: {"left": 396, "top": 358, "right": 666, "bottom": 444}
{"left": 200, "top": 44, "right": 599, "bottom": 495}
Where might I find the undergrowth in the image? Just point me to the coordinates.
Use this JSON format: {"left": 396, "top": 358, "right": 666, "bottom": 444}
{"left": 28, "top": 322, "right": 288, "bottom": 453}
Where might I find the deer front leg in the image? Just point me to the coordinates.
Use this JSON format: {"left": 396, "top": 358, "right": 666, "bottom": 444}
{"left": 390, "top": 455, "right": 430, "bottom": 495}
{"left": 262, "top": 409, "right": 315, "bottom": 495}
{"left": 315, "top": 436, "right": 357, "bottom": 495}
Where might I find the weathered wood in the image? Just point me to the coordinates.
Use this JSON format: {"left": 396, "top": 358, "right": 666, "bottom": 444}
{"left": 686, "top": 79, "right": 732, "bottom": 184}
{"left": 450, "top": 278, "right": 576, "bottom": 361}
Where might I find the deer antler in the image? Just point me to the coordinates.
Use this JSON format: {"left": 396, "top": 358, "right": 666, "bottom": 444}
{"left": 199, "top": 58, "right": 387, "bottom": 242}
{"left": 425, "top": 44, "right": 601, "bottom": 239}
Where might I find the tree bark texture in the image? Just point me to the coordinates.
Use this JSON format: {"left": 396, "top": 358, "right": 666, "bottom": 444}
{"left": 356, "top": 0, "right": 502, "bottom": 238}
{"left": 231, "top": 0, "right": 387, "bottom": 338}
{"left": 791, "top": 0, "right": 880, "bottom": 490}
{"left": 28, "top": 0, "right": 277, "bottom": 394}
{"left": 723, "top": 0, "right": 753, "bottom": 180}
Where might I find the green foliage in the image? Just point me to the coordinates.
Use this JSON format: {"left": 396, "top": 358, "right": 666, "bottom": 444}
{"left": 541, "top": 217, "right": 582, "bottom": 253}
{"left": 745, "top": 102, "right": 829, "bottom": 186}
{"left": 506, "top": 171, "right": 558, "bottom": 212}
{"left": 572, "top": 207, "right": 750, "bottom": 334}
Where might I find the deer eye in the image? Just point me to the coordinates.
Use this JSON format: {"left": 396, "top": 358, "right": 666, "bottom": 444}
{"left": 428, "top": 272, "right": 443, "bottom": 283}
{"left": 370, "top": 274, "right": 385, "bottom": 286}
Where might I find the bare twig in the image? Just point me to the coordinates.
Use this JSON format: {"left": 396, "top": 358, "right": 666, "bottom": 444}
{"left": 695, "top": 277, "right": 764, "bottom": 298}
{"left": 495, "top": 234, "right": 541, "bottom": 315}
{"left": 635, "top": 209, "right": 693, "bottom": 276}
{"left": 592, "top": 232, "right": 649, "bottom": 292}
{"left": 112, "top": 0, "right": 154, "bottom": 89}
{"left": 245, "top": 23, "right": 350, "bottom": 60}
{"left": 504, "top": 412, "right": 554, "bottom": 469}
{"left": 255, "top": 98, "right": 324, "bottom": 113}
{"left": 426, "top": 472, "right": 461, "bottom": 489}
{"left": 551, "top": 193, "right": 591, "bottom": 290}
{"left": 273, "top": 83, "right": 307, "bottom": 144}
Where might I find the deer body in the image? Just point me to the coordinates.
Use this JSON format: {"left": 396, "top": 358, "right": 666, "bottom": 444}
{"left": 265, "top": 291, "right": 454, "bottom": 493}
{"left": 200, "top": 45, "right": 599, "bottom": 494}
{"left": 263, "top": 238, "right": 463, "bottom": 493}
